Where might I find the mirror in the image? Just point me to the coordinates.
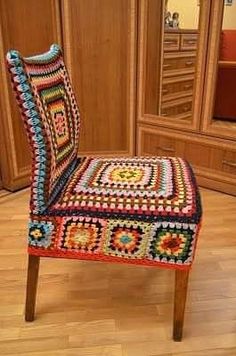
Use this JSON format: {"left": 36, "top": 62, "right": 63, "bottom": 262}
{"left": 144, "top": 0, "right": 200, "bottom": 120}
{"left": 213, "top": 2, "right": 236, "bottom": 122}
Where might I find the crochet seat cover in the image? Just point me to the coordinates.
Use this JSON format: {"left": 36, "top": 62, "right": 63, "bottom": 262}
{"left": 6, "top": 44, "right": 202, "bottom": 270}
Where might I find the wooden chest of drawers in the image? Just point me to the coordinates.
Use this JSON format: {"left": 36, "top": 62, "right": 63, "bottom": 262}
{"left": 160, "top": 30, "right": 198, "bottom": 119}
{"left": 138, "top": 125, "right": 236, "bottom": 195}
{"left": 137, "top": 0, "right": 236, "bottom": 196}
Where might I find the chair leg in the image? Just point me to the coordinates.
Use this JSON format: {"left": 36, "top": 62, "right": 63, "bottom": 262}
{"left": 173, "top": 269, "right": 190, "bottom": 341}
{"left": 25, "top": 255, "right": 40, "bottom": 322}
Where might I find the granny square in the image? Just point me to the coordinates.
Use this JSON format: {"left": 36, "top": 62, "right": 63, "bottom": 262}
{"left": 56, "top": 216, "right": 106, "bottom": 253}
{"left": 103, "top": 219, "right": 151, "bottom": 259}
{"left": 147, "top": 222, "right": 197, "bottom": 265}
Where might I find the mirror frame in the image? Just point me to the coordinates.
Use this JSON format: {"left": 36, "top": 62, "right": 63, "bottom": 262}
{"left": 137, "top": 0, "right": 211, "bottom": 132}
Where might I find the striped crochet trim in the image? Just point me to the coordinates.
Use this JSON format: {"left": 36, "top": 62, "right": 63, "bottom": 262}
{"left": 7, "top": 49, "right": 50, "bottom": 213}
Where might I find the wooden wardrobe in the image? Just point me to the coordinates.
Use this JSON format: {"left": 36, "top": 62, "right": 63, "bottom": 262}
{"left": 0, "top": 0, "right": 61, "bottom": 191}
{"left": 0, "top": 0, "right": 236, "bottom": 195}
{"left": 0, "top": 0, "right": 136, "bottom": 191}
{"left": 137, "top": 0, "right": 236, "bottom": 196}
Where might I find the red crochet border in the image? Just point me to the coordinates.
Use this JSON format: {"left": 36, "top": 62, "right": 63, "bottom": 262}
{"left": 28, "top": 247, "right": 192, "bottom": 271}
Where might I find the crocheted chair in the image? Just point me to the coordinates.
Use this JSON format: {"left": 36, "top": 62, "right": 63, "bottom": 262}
{"left": 6, "top": 44, "right": 202, "bottom": 341}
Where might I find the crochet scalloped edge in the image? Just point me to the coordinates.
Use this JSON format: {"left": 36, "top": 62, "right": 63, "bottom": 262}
{"left": 6, "top": 50, "right": 50, "bottom": 213}
{"left": 6, "top": 44, "right": 62, "bottom": 65}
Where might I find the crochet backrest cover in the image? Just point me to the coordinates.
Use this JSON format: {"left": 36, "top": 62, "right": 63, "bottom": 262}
{"left": 6, "top": 44, "right": 80, "bottom": 214}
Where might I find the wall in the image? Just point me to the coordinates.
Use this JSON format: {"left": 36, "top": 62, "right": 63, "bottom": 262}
{"left": 166, "top": 1, "right": 236, "bottom": 31}
{"left": 167, "top": 0, "right": 199, "bottom": 29}
{"left": 223, "top": 3, "right": 236, "bottom": 29}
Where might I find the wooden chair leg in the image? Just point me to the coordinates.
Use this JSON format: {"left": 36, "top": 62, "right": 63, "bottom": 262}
{"left": 173, "top": 269, "right": 190, "bottom": 341}
{"left": 25, "top": 255, "right": 40, "bottom": 322}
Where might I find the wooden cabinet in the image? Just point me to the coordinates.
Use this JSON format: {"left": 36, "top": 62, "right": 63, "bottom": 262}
{"left": 0, "top": 0, "right": 136, "bottom": 191}
{"left": 138, "top": 125, "right": 236, "bottom": 195}
{"left": 0, "top": 0, "right": 61, "bottom": 191}
{"left": 136, "top": 0, "right": 236, "bottom": 196}
{"left": 161, "top": 31, "right": 197, "bottom": 121}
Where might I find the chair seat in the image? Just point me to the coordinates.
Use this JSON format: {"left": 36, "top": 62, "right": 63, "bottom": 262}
{"left": 28, "top": 156, "right": 201, "bottom": 270}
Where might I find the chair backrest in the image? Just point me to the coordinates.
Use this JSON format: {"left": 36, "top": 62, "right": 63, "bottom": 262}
{"left": 6, "top": 44, "right": 80, "bottom": 214}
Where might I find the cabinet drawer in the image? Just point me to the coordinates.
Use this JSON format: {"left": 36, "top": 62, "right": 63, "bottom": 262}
{"left": 181, "top": 34, "right": 198, "bottom": 51}
{"left": 162, "top": 77, "right": 194, "bottom": 101}
{"left": 163, "top": 55, "right": 196, "bottom": 73}
{"left": 163, "top": 33, "right": 180, "bottom": 51}
{"left": 221, "top": 154, "right": 236, "bottom": 175}
{"left": 185, "top": 145, "right": 236, "bottom": 177}
{"left": 139, "top": 131, "right": 180, "bottom": 156}
{"left": 139, "top": 128, "right": 236, "bottom": 178}
{"left": 161, "top": 97, "right": 192, "bottom": 117}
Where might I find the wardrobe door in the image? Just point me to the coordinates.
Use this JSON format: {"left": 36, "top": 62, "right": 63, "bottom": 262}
{"left": 0, "top": 0, "right": 61, "bottom": 191}
{"left": 62, "top": 0, "right": 137, "bottom": 155}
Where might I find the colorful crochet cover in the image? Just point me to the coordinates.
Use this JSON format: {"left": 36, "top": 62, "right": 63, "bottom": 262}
{"left": 6, "top": 44, "right": 202, "bottom": 270}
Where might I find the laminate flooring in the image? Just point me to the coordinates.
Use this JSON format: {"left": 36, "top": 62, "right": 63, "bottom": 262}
{"left": 0, "top": 188, "right": 236, "bottom": 356}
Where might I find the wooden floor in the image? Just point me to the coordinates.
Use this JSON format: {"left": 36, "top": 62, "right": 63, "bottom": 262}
{"left": 0, "top": 188, "right": 236, "bottom": 355}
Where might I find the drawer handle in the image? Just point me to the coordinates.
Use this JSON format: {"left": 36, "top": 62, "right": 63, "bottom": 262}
{"left": 183, "top": 106, "right": 190, "bottom": 112}
{"left": 163, "top": 64, "right": 171, "bottom": 69}
{"left": 185, "top": 40, "right": 196, "bottom": 44}
{"left": 185, "top": 61, "right": 194, "bottom": 66}
{"left": 184, "top": 84, "right": 192, "bottom": 90}
{"left": 164, "top": 40, "right": 177, "bottom": 45}
{"left": 222, "top": 160, "right": 236, "bottom": 168}
{"left": 162, "top": 88, "right": 169, "bottom": 94}
{"left": 156, "top": 146, "right": 175, "bottom": 152}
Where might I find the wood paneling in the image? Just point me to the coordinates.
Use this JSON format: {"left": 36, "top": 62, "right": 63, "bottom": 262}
{"left": 0, "top": 0, "right": 61, "bottom": 191}
{"left": 62, "top": 0, "right": 137, "bottom": 155}
{"left": 0, "top": 188, "right": 236, "bottom": 354}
